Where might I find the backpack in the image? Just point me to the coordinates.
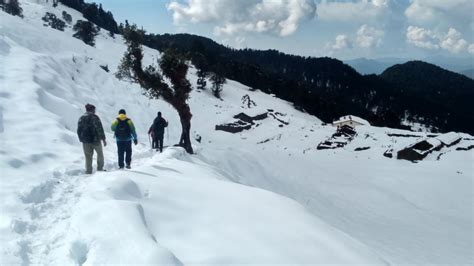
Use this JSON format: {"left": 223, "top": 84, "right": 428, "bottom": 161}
{"left": 115, "top": 118, "right": 131, "bottom": 139}
{"left": 79, "top": 114, "right": 95, "bottom": 143}
{"left": 153, "top": 117, "right": 167, "bottom": 135}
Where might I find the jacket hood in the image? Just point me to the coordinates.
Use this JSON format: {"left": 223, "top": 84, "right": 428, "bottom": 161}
{"left": 117, "top": 114, "right": 128, "bottom": 121}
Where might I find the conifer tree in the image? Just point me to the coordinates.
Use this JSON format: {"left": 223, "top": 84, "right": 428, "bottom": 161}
{"left": 192, "top": 52, "right": 208, "bottom": 90}
{"left": 1, "top": 0, "right": 23, "bottom": 18}
{"left": 73, "top": 20, "right": 99, "bottom": 47}
{"left": 196, "top": 68, "right": 207, "bottom": 90}
{"left": 210, "top": 69, "right": 226, "bottom": 98}
{"left": 62, "top": 11, "right": 72, "bottom": 24}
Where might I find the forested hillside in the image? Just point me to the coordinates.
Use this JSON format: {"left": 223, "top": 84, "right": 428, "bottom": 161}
{"left": 142, "top": 33, "right": 474, "bottom": 134}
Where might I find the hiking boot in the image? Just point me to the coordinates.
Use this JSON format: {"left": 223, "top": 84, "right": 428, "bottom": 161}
{"left": 119, "top": 166, "right": 124, "bottom": 169}
{"left": 97, "top": 169, "right": 107, "bottom": 172}
{"left": 126, "top": 165, "right": 131, "bottom": 169}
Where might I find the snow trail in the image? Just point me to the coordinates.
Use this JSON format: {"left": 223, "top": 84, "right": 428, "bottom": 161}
{"left": 16, "top": 170, "right": 89, "bottom": 264}
{"left": 14, "top": 149, "right": 183, "bottom": 265}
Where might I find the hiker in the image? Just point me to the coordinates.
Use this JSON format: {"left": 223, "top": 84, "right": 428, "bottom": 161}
{"left": 77, "top": 103, "right": 106, "bottom": 174}
{"left": 148, "top": 112, "right": 168, "bottom": 152}
{"left": 111, "top": 109, "right": 138, "bottom": 169}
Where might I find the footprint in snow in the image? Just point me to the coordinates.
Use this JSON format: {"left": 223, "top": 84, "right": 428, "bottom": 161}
{"left": 69, "top": 240, "right": 89, "bottom": 266}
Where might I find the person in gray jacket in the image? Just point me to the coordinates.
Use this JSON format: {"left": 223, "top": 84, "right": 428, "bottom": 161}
{"left": 77, "top": 103, "right": 107, "bottom": 174}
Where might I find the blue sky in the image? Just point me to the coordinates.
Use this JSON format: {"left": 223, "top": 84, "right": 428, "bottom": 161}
{"left": 92, "top": 0, "right": 474, "bottom": 60}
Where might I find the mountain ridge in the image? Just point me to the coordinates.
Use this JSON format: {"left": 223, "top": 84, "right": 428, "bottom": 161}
{"left": 144, "top": 33, "right": 473, "bottom": 134}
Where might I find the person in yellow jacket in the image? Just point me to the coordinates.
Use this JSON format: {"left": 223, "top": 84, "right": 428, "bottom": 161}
{"left": 111, "top": 109, "right": 137, "bottom": 169}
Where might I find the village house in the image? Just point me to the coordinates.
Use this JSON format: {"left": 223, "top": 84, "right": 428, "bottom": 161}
{"left": 332, "top": 115, "right": 370, "bottom": 128}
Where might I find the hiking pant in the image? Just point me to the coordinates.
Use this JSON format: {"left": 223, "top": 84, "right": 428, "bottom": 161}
{"left": 117, "top": 140, "right": 132, "bottom": 168}
{"left": 83, "top": 142, "right": 104, "bottom": 174}
{"left": 152, "top": 137, "right": 158, "bottom": 149}
{"left": 153, "top": 135, "right": 164, "bottom": 152}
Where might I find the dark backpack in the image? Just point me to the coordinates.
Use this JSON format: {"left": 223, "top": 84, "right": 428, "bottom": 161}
{"left": 79, "top": 115, "right": 95, "bottom": 143}
{"left": 115, "top": 118, "right": 131, "bottom": 139}
{"left": 153, "top": 117, "right": 167, "bottom": 135}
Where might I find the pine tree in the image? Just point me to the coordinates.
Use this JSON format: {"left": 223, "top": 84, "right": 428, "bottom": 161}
{"left": 2, "top": 0, "right": 23, "bottom": 18}
{"left": 59, "top": 0, "right": 118, "bottom": 33}
{"left": 196, "top": 68, "right": 207, "bottom": 90}
{"left": 210, "top": 70, "right": 226, "bottom": 98}
{"left": 42, "top": 12, "right": 66, "bottom": 31}
{"left": 73, "top": 20, "right": 99, "bottom": 47}
{"left": 82, "top": 3, "right": 98, "bottom": 23}
{"left": 117, "top": 25, "right": 194, "bottom": 154}
{"left": 118, "top": 22, "right": 124, "bottom": 34}
{"left": 62, "top": 11, "right": 72, "bottom": 24}
{"left": 192, "top": 52, "right": 208, "bottom": 90}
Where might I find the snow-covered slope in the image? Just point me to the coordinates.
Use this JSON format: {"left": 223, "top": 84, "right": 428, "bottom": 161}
{"left": 1, "top": 1, "right": 473, "bottom": 265}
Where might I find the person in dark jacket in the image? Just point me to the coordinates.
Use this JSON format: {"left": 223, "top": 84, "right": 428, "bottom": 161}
{"left": 148, "top": 112, "right": 168, "bottom": 152}
{"left": 111, "top": 109, "right": 138, "bottom": 169}
{"left": 77, "top": 103, "right": 107, "bottom": 174}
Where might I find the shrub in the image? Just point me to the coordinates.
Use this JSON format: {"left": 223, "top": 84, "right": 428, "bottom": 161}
{"left": 73, "top": 20, "right": 99, "bottom": 47}
{"left": 62, "top": 11, "right": 72, "bottom": 24}
{"left": 1, "top": 0, "right": 23, "bottom": 18}
{"left": 42, "top": 12, "right": 66, "bottom": 31}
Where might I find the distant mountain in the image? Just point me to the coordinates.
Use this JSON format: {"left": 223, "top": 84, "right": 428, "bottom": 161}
{"left": 422, "top": 55, "right": 473, "bottom": 73}
{"left": 460, "top": 69, "right": 474, "bottom": 79}
{"left": 345, "top": 56, "right": 474, "bottom": 77}
{"left": 380, "top": 61, "right": 474, "bottom": 133}
{"left": 344, "top": 57, "right": 407, "bottom": 75}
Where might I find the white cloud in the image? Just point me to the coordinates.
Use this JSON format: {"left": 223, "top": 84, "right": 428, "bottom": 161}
{"left": 356, "top": 24, "right": 384, "bottom": 48}
{"left": 405, "top": 0, "right": 473, "bottom": 30}
{"left": 220, "top": 36, "right": 248, "bottom": 49}
{"left": 234, "top": 36, "right": 247, "bottom": 49}
{"left": 332, "top": 34, "right": 352, "bottom": 50}
{"left": 167, "top": 0, "right": 317, "bottom": 37}
{"left": 406, "top": 26, "right": 472, "bottom": 54}
{"left": 469, "top": 44, "right": 474, "bottom": 55}
{"left": 440, "top": 28, "right": 468, "bottom": 54}
{"left": 317, "top": 0, "right": 388, "bottom": 22}
{"left": 406, "top": 26, "right": 439, "bottom": 50}
{"left": 405, "top": 2, "right": 439, "bottom": 24}
{"left": 325, "top": 25, "right": 384, "bottom": 54}
{"left": 323, "top": 34, "right": 352, "bottom": 56}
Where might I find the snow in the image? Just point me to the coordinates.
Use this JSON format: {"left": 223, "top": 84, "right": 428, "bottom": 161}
{"left": 64, "top": 148, "right": 385, "bottom": 265}
{"left": 1, "top": 1, "right": 473, "bottom": 265}
{"left": 435, "top": 132, "right": 462, "bottom": 146}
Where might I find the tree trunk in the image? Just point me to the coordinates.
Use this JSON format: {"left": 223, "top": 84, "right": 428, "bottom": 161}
{"left": 178, "top": 115, "right": 193, "bottom": 154}
{"left": 175, "top": 101, "right": 193, "bottom": 154}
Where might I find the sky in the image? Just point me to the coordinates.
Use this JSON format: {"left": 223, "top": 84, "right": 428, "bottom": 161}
{"left": 92, "top": 0, "right": 474, "bottom": 60}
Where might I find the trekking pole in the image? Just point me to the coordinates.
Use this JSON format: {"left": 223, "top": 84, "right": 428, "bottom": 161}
{"left": 148, "top": 134, "right": 152, "bottom": 150}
